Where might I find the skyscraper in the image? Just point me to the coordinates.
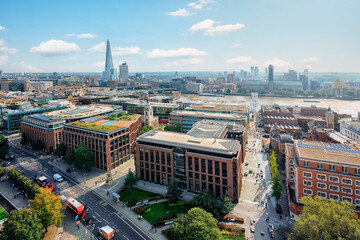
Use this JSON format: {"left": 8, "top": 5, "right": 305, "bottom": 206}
{"left": 265, "top": 67, "right": 268, "bottom": 78}
{"left": 254, "top": 66, "right": 259, "bottom": 78}
{"left": 119, "top": 62, "right": 129, "bottom": 82}
{"left": 304, "top": 69, "right": 309, "bottom": 78}
{"left": 268, "top": 65, "right": 274, "bottom": 93}
{"left": 103, "top": 39, "right": 116, "bottom": 81}
{"left": 250, "top": 66, "right": 255, "bottom": 76}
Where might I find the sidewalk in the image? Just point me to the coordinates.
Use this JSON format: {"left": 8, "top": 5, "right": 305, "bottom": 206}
{"left": 0, "top": 178, "right": 30, "bottom": 210}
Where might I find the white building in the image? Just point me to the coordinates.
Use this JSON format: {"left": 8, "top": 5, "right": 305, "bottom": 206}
{"left": 340, "top": 121, "right": 360, "bottom": 142}
{"left": 119, "top": 62, "right": 129, "bottom": 82}
{"left": 186, "top": 82, "right": 203, "bottom": 94}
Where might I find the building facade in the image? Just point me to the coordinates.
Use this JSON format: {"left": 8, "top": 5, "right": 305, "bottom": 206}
{"left": 340, "top": 121, "right": 360, "bottom": 142}
{"left": 135, "top": 130, "right": 243, "bottom": 202}
{"left": 119, "top": 62, "right": 129, "bottom": 82}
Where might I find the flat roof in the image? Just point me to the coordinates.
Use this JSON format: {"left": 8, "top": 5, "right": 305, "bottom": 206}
{"left": 138, "top": 130, "right": 241, "bottom": 156}
{"left": 45, "top": 104, "right": 115, "bottom": 120}
{"left": 186, "top": 103, "right": 249, "bottom": 113}
{"left": 24, "top": 114, "right": 65, "bottom": 124}
{"left": 171, "top": 110, "right": 247, "bottom": 121}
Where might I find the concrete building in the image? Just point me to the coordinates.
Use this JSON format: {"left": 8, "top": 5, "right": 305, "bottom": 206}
{"left": 340, "top": 121, "right": 360, "bottom": 142}
{"left": 119, "top": 62, "right": 129, "bottom": 82}
{"left": 285, "top": 141, "right": 360, "bottom": 216}
{"left": 268, "top": 65, "right": 274, "bottom": 92}
{"left": 283, "top": 70, "right": 297, "bottom": 81}
{"left": 20, "top": 115, "right": 65, "bottom": 153}
{"left": 186, "top": 81, "right": 203, "bottom": 94}
{"left": 62, "top": 114, "right": 142, "bottom": 171}
{"left": 135, "top": 129, "right": 243, "bottom": 202}
{"left": 227, "top": 74, "right": 236, "bottom": 83}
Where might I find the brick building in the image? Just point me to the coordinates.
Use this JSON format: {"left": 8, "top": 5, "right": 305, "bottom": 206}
{"left": 21, "top": 114, "right": 65, "bottom": 153}
{"left": 285, "top": 141, "right": 360, "bottom": 217}
{"left": 135, "top": 129, "right": 243, "bottom": 202}
{"left": 62, "top": 114, "right": 141, "bottom": 171}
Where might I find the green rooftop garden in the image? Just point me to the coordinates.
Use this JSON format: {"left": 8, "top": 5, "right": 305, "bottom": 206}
{"left": 105, "top": 112, "right": 138, "bottom": 121}
{"left": 69, "top": 121, "right": 121, "bottom": 132}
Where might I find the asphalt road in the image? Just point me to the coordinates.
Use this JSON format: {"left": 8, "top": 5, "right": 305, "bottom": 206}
{"left": 6, "top": 135, "right": 152, "bottom": 240}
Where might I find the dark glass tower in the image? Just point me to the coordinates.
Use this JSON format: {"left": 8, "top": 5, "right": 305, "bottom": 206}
{"left": 103, "top": 39, "right": 116, "bottom": 81}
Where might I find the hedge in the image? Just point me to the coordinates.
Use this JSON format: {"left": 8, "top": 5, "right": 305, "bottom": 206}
{"left": 8, "top": 168, "right": 40, "bottom": 197}
{"left": 133, "top": 204, "right": 151, "bottom": 215}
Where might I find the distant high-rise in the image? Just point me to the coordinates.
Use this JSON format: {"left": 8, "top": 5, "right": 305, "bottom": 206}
{"left": 265, "top": 68, "right": 268, "bottom": 78}
{"left": 224, "top": 71, "right": 228, "bottom": 77}
{"left": 119, "top": 62, "right": 129, "bottom": 82}
{"left": 300, "top": 74, "right": 309, "bottom": 90}
{"left": 250, "top": 66, "right": 255, "bottom": 76}
{"left": 268, "top": 65, "right": 274, "bottom": 93}
{"left": 304, "top": 69, "right": 309, "bottom": 78}
{"left": 283, "top": 69, "right": 297, "bottom": 81}
{"left": 103, "top": 39, "right": 116, "bottom": 81}
{"left": 254, "top": 66, "right": 259, "bottom": 78}
{"left": 227, "top": 73, "right": 236, "bottom": 83}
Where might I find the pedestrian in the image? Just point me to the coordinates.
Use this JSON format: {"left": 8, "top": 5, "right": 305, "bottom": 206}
{"left": 77, "top": 225, "right": 80, "bottom": 230}
{"left": 265, "top": 202, "right": 268, "bottom": 208}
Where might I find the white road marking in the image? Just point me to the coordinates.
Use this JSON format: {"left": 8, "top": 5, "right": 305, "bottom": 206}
{"left": 114, "top": 212, "right": 146, "bottom": 240}
{"left": 123, "top": 235, "right": 130, "bottom": 240}
{"left": 103, "top": 218, "right": 110, "bottom": 224}
{"left": 95, "top": 212, "right": 101, "bottom": 217}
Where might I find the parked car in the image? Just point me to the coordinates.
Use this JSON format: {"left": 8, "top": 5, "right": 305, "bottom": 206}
{"left": 1, "top": 161, "right": 11, "bottom": 167}
{"left": 53, "top": 173, "right": 63, "bottom": 182}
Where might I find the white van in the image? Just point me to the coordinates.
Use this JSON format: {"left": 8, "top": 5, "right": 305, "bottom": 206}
{"left": 53, "top": 173, "right": 63, "bottom": 182}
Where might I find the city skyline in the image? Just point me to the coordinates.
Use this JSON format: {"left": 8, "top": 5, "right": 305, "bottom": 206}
{"left": 0, "top": 0, "right": 359, "bottom": 73}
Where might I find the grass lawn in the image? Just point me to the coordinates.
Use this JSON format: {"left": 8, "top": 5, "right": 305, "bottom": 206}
{"left": 141, "top": 201, "right": 192, "bottom": 224}
{"left": 0, "top": 207, "right": 8, "bottom": 221}
{"left": 222, "top": 234, "right": 245, "bottom": 240}
{"left": 119, "top": 187, "right": 160, "bottom": 204}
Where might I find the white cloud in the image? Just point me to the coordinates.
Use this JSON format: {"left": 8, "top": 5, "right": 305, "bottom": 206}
{"left": 0, "top": 25, "right": 5, "bottom": 31}
{"left": 165, "top": 8, "right": 191, "bottom": 17}
{"left": 77, "top": 33, "right": 97, "bottom": 39}
{"left": 65, "top": 33, "right": 75, "bottom": 37}
{"left": 146, "top": 48, "right": 207, "bottom": 58}
{"left": 301, "top": 57, "right": 320, "bottom": 63}
{"left": 88, "top": 42, "right": 140, "bottom": 56}
{"left": 19, "top": 61, "right": 42, "bottom": 72}
{"left": 188, "top": 0, "right": 214, "bottom": 10}
{"left": 63, "top": 56, "right": 78, "bottom": 61}
{"left": 226, "top": 56, "right": 256, "bottom": 64}
{"left": 89, "top": 42, "right": 106, "bottom": 52}
{"left": 189, "top": 19, "right": 245, "bottom": 36}
{"left": 0, "top": 39, "right": 17, "bottom": 54}
{"left": 231, "top": 43, "right": 242, "bottom": 48}
{"left": 29, "top": 39, "right": 80, "bottom": 56}
{"left": 0, "top": 55, "right": 9, "bottom": 66}
{"left": 167, "top": 57, "right": 204, "bottom": 66}
{"left": 263, "top": 57, "right": 290, "bottom": 68}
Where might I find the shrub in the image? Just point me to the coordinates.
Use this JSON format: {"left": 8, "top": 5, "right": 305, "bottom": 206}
{"left": 133, "top": 204, "right": 151, "bottom": 215}
{"left": 0, "top": 167, "right": 5, "bottom": 178}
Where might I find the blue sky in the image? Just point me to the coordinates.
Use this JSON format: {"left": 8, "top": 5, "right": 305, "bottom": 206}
{"left": 0, "top": 0, "right": 359, "bottom": 73}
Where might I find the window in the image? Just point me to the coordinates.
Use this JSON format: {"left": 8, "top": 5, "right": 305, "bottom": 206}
{"left": 329, "top": 194, "right": 339, "bottom": 201}
{"left": 329, "top": 176, "right": 339, "bottom": 183}
{"left": 342, "top": 178, "right": 352, "bottom": 185}
{"left": 356, "top": 199, "right": 360, "bottom": 207}
{"left": 342, "top": 166, "right": 348, "bottom": 174}
{"left": 317, "top": 163, "right": 323, "bottom": 170}
{"left": 222, "top": 162, "right": 227, "bottom": 177}
{"left": 201, "top": 159, "right": 206, "bottom": 173}
{"left": 194, "top": 158, "right": 199, "bottom": 171}
{"left": 290, "top": 160, "right": 294, "bottom": 165}
{"left": 356, "top": 189, "right": 360, "bottom": 196}
{"left": 355, "top": 169, "right": 360, "bottom": 176}
{"left": 342, "top": 187, "right": 352, "bottom": 194}
{"left": 289, "top": 167, "right": 294, "bottom": 172}
{"left": 317, "top": 183, "right": 327, "bottom": 189}
{"left": 356, "top": 180, "right": 360, "bottom": 187}
{"left": 290, "top": 174, "right": 294, "bottom": 180}
{"left": 342, "top": 196, "right": 352, "bottom": 203}
{"left": 317, "top": 191, "right": 327, "bottom": 199}
{"left": 215, "top": 161, "right": 220, "bottom": 176}
{"left": 303, "top": 180, "right": 312, "bottom": 187}
{"left": 329, "top": 185, "right": 339, "bottom": 192}
{"left": 208, "top": 160, "right": 213, "bottom": 174}
{"left": 303, "top": 172, "right": 312, "bottom": 178}
{"left": 303, "top": 189, "right": 312, "bottom": 196}
{"left": 329, "top": 164, "right": 336, "bottom": 172}
{"left": 303, "top": 161, "right": 309, "bottom": 167}
{"left": 317, "top": 174, "right": 326, "bottom": 181}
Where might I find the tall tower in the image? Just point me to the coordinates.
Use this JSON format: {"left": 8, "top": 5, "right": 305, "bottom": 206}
{"left": 268, "top": 65, "right": 274, "bottom": 93}
{"left": 325, "top": 106, "right": 335, "bottom": 129}
{"left": 144, "top": 93, "right": 153, "bottom": 126}
{"left": 103, "top": 39, "right": 116, "bottom": 81}
{"left": 119, "top": 62, "right": 129, "bottom": 83}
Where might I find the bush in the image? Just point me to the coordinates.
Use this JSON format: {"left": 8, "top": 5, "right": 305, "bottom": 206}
{"left": 133, "top": 204, "right": 151, "bottom": 215}
{"left": 8, "top": 169, "right": 40, "bottom": 197}
{"left": 218, "top": 223, "right": 245, "bottom": 232}
{"left": 152, "top": 214, "right": 177, "bottom": 227}
{"left": 0, "top": 167, "right": 5, "bottom": 178}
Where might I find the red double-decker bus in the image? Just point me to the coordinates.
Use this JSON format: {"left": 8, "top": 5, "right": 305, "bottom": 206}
{"left": 65, "top": 197, "right": 86, "bottom": 219}
{"left": 36, "top": 176, "right": 54, "bottom": 191}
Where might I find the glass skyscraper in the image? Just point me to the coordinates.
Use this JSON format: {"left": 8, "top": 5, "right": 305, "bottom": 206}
{"left": 103, "top": 39, "right": 116, "bottom": 81}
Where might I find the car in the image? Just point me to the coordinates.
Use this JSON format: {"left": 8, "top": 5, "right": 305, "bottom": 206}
{"left": 250, "top": 226, "right": 255, "bottom": 233}
{"left": 268, "top": 223, "right": 274, "bottom": 232}
{"left": 5, "top": 155, "right": 15, "bottom": 160}
{"left": 53, "top": 173, "right": 63, "bottom": 182}
{"left": 1, "top": 161, "right": 11, "bottom": 167}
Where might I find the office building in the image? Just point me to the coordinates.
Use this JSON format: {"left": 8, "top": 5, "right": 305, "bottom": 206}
{"left": 135, "top": 128, "right": 243, "bottom": 202}
{"left": 283, "top": 70, "right": 297, "bottom": 81}
{"left": 285, "top": 141, "right": 360, "bottom": 216}
{"left": 310, "top": 80, "right": 320, "bottom": 90}
{"left": 304, "top": 69, "right": 309, "bottom": 78}
{"left": 119, "top": 62, "right": 129, "bottom": 82}
{"left": 227, "top": 74, "right": 236, "bottom": 83}
{"left": 20, "top": 115, "right": 65, "bottom": 153}
{"left": 62, "top": 114, "right": 142, "bottom": 171}
{"left": 268, "top": 65, "right": 274, "bottom": 92}
{"left": 254, "top": 66, "right": 259, "bottom": 78}
{"left": 340, "top": 121, "right": 360, "bottom": 142}
{"left": 103, "top": 40, "right": 116, "bottom": 81}
{"left": 265, "top": 67, "right": 268, "bottom": 78}
{"left": 250, "top": 66, "right": 255, "bottom": 76}
{"left": 300, "top": 74, "right": 309, "bottom": 90}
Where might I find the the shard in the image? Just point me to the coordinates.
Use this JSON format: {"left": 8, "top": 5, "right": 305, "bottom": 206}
{"left": 102, "top": 39, "right": 116, "bottom": 81}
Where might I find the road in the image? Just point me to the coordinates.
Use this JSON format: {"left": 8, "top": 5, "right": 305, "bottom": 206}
{"left": 6, "top": 134, "right": 152, "bottom": 240}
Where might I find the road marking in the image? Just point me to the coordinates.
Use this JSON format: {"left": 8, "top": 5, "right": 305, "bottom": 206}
{"left": 114, "top": 212, "right": 146, "bottom": 240}
{"left": 87, "top": 206, "right": 93, "bottom": 210}
{"left": 103, "top": 218, "right": 110, "bottom": 224}
{"left": 123, "top": 235, "right": 130, "bottom": 240}
{"left": 95, "top": 212, "right": 101, "bottom": 217}
{"left": 93, "top": 215, "right": 101, "bottom": 223}
{"left": 52, "top": 168, "right": 85, "bottom": 190}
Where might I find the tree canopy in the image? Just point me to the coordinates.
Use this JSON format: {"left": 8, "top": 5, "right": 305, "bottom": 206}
{"left": 268, "top": 151, "right": 282, "bottom": 201}
{"left": 139, "top": 125, "right": 153, "bottom": 135}
{"left": 172, "top": 207, "right": 221, "bottom": 240}
{"left": 54, "top": 142, "right": 67, "bottom": 158}
{"left": 167, "top": 180, "right": 183, "bottom": 202}
{"left": 0, "top": 209, "right": 43, "bottom": 240}
{"left": 74, "top": 143, "right": 94, "bottom": 170}
{"left": 0, "top": 134, "right": 10, "bottom": 159}
{"left": 219, "top": 192, "right": 234, "bottom": 215}
{"left": 191, "top": 192, "right": 220, "bottom": 217}
{"left": 124, "top": 169, "right": 138, "bottom": 188}
{"left": 290, "top": 196, "right": 360, "bottom": 240}
{"left": 29, "top": 188, "right": 64, "bottom": 231}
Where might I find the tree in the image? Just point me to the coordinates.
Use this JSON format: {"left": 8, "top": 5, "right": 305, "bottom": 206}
{"left": 31, "top": 140, "right": 44, "bottom": 151}
{"left": 0, "top": 209, "right": 43, "bottom": 240}
{"left": 124, "top": 169, "right": 138, "bottom": 188}
{"left": 139, "top": 125, "right": 153, "bottom": 135}
{"left": 0, "top": 134, "right": 10, "bottom": 159}
{"left": 167, "top": 180, "right": 183, "bottom": 202}
{"left": 268, "top": 151, "right": 282, "bottom": 202}
{"left": 172, "top": 207, "right": 221, "bottom": 240}
{"left": 74, "top": 143, "right": 94, "bottom": 170}
{"left": 64, "top": 150, "right": 74, "bottom": 164}
{"left": 0, "top": 166, "right": 5, "bottom": 178}
{"left": 191, "top": 192, "right": 220, "bottom": 217}
{"left": 174, "top": 124, "right": 181, "bottom": 132}
{"left": 164, "top": 125, "right": 172, "bottom": 131}
{"left": 220, "top": 192, "right": 234, "bottom": 215}
{"left": 290, "top": 196, "right": 360, "bottom": 240}
{"left": 54, "top": 142, "right": 67, "bottom": 158}
{"left": 20, "top": 133, "right": 27, "bottom": 145}
{"left": 29, "top": 188, "right": 64, "bottom": 232}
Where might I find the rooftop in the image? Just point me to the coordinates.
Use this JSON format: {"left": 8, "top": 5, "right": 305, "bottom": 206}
{"left": 23, "top": 114, "right": 65, "bottom": 124}
{"left": 171, "top": 110, "right": 247, "bottom": 121}
{"left": 186, "top": 103, "right": 249, "bottom": 114}
{"left": 138, "top": 130, "right": 241, "bottom": 156}
{"left": 45, "top": 104, "right": 117, "bottom": 120}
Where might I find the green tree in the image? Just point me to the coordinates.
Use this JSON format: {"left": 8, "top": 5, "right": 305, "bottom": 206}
{"left": 167, "top": 180, "right": 183, "bottom": 202}
{"left": 191, "top": 192, "right": 220, "bottom": 217}
{"left": 290, "top": 196, "right": 360, "bottom": 240}
{"left": 268, "top": 151, "right": 282, "bottom": 202}
{"left": 173, "top": 124, "right": 181, "bottom": 132}
{"left": 31, "top": 140, "right": 44, "bottom": 151}
{"left": 29, "top": 188, "right": 64, "bottom": 232}
{"left": 219, "top": 192, "right": 234, "bottom": 215}
{"left": 164, "top": 125, "right": 172, "bottom": 131}
{"left": 139, "top": 125, "right": 153, "bottom": 135}
{"left": 124, "top": 169, "right": 138, "bottom": 188}
{"left": 54, "top": 142, "right": 67, "bottom": 158}
{"left": 0, "top": 134, "right": 10, "bottom": 159}
{"left": 64, "top": 150, "right": 74, "bottom": 164}
{"left": 74, "top": 143, "right": 94, "bottom": 170}
{"left": 20, "top": 133, "right": 27, "bottom": 145}
{"left": 0, "top": 209, "right": 43, "bottom": 240}
{"left": 0, "top": 166, "right": 5, "bottom": 178}
{"left": 172, "top": 207, "right": 221, "bottom": 240}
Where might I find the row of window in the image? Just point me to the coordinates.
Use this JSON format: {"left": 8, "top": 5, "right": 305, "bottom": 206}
{"left": 303, "top": 172, "right": 360, "bottom": 186}
{"left": 303, "top": 161, "right": 360, "bottom": 175}
{"left": 188, "top": 157, "right": 227, "bottom": 177}
{"left": 304, "top": 181, "right": 359, "bottom": 195}
{"left": 303, "top": 189, "right": 360, "bottom": 205}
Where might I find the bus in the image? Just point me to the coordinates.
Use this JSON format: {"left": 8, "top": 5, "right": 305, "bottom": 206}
{"left": 36, "top": 176, "right": 54, "bottom": 191}
{"left": 65, "top": 197, "right": 86, "bottom": 219}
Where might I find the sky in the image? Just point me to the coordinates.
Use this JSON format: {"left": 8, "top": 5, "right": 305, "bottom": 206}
{"left": 0, "top": 0, "right": 359, "bottom": 73}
